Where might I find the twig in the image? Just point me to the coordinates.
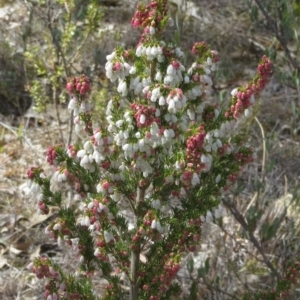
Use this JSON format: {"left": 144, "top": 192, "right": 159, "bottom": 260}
{"left": 244, "top": 192, "right": 258, "bottom": 216}
{"left": 284, "top": 175, "right": 288, "bottom": 195}
{"left": 69, "top": 31, "right": 92, "bottom": 66}
{"left": 179, "top": 273, "right": 240, "bottom": 299}
{"left": 254, "top": 116, "right": 266, "bottom": 183}
{"left": 46, "top": 0, "right": 73, "bottom": 144}
{"left": 222, "top": 196, "right": 281, "bottom": 280}
{"left": 0, "top": 121, "right": 18, "bottom": 137}
{"left": 68, "top": 110, "right": 74, "bottom": 145}
{"left": 130, "top": 186, "right": 145, "bottom": 300}
{"left": 53, "top": 83, "right": 65, "bottom": 145}
{"left": 46, "top": 1, "right": 70, "bottom": 78}
{"left": 237, "top": 117, "right": 265, "bottom": 228}
{"left": 202, "top": 277, "right": 239, "bottom": 300}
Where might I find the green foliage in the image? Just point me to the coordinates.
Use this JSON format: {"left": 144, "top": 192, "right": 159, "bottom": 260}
{"left": 185, "top": 257, "right": 211, "bottom": 299}
{"left": 27, "top": 80, "right": 49, "bottom": 113}
{"left": 245, "top": 206, "right": 263, "bottom": 233}
{"left": 260, "top": 216, "right": 281, "bottom": 242}
{"left": 197, "top": 258, "right": 210, "bottom": 278}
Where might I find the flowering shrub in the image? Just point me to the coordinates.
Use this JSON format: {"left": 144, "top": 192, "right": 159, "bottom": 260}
{"left": 26, "top": 0, "right": 273, "bottom": 299}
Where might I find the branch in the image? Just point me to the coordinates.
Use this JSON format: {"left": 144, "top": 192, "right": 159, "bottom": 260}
{"left": 222, "top": 196, "right": 281, "bottom": 280}
{"left": 46, "top": 0, "right": 74, "bottom": 144}
{"left": 46, "top": 1, "right": 70, "bottom": 78}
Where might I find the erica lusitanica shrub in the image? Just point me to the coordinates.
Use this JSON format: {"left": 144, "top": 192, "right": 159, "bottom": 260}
{"left": 26, "top": 0, "right": 273, "bottom": 299}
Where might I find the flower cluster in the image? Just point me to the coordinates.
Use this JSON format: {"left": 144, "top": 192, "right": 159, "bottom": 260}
{"left": 27, "top": 258, "right": 62, "bottom": 299}
{"left": 226, "top": 55, "right": 272, "bottom": 119}
{"left": 131, "top": 103, "right": 157, "bottom": 128}
{"left": 66, "top": 74, "right": 91, "bottom": 96}
{"left": 131, "top": 0, "right": 168, "bottom": 35}
{"left": 186, "top": 125, "right": 206, "bottom": 167}
{"left": 26, "top": 0, "right": 273, "bottom": 299}
{"left": 66, "top": 75, "right": 93, "bottom": 134}
{"left": 27, "top": 257, "right": 95, "bottom": 300}
{"left": 147, "top": 258, "right": 181, "bottom": 297}
{"left": 46, "top": 146, "right": 57, "bottom": 166}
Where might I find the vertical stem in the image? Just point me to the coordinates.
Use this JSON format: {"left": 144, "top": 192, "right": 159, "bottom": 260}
{"left": 150, "top": 61, "right": 156, "bottom": 82}
{"left": 130, "top": 186, "right": 146, "bottom": 300}
{"left": 46, "top": 0, "right": 72, "bottom": 144}
{"left": 68, "top": 110, "right": 74, "bottom": 145}
{"left": 130, "top": 245, "right": 140, "bottom": 300}
{"left": 53, "top": 82, "right": 65, "bottom": 145}
{"left": 254, "top": 117, "right": 266, "bottom": 183}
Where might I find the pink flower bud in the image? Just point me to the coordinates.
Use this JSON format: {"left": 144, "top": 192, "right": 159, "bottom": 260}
{"left": 66, "top": 82, "right": 74, "bottom": 93}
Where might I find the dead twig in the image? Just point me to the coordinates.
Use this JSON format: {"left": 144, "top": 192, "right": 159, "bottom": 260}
{"left": 254, "top": 116, "right": 266, "bottom": 183}
{"left": 222, "top": 196, "right": 281, "bottom": 280}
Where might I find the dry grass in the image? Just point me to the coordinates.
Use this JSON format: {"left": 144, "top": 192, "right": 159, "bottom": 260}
{"left": 0, "top": 0, "right": 300, "bottom": 299}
